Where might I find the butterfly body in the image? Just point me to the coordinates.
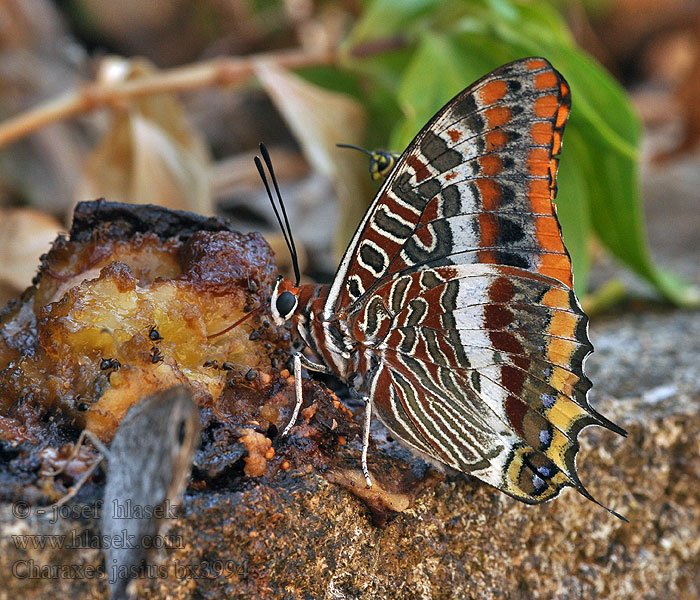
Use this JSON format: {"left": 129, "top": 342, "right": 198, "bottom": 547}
{"left": 269, "top": 57, "right": 626, "bottom": 516}
{"left": 272, "top": 279, "right": 371, "bottom": 391}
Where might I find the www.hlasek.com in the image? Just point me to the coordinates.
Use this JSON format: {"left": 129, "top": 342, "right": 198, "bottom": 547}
{"left": 12, "top": 529, "right": 184, "bottom": 551}
{"left": 12, "top": 559, "right": 246, "bottom": 583}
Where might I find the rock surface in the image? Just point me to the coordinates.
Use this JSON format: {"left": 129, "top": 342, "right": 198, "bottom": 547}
{"left": 0, "top": 302, "right": 698, "bottom": 599}
{"left": 2, "top": 156, "right": 700, "bottom": 598}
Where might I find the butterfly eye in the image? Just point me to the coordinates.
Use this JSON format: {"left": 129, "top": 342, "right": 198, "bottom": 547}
{"left": 275, "top": 291, "right": 297, "bottom": 319}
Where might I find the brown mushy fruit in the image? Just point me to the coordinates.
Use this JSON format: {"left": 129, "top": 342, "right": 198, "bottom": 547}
{"left": 0, "top": 200, "right": 283, "bottom": 441}
{"left": 0, "top": 200, "right": 425, "bottom": 522}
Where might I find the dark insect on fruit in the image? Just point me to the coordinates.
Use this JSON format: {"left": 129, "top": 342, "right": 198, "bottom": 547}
{"left": 100, "top": 358, "right": 121, "bottom": 370}
{"left": 151, "top": 347, "right": 163, "bottom": 364}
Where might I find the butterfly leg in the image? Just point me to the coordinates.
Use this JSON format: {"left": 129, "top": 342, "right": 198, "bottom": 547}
{"left": 281, "top": 352, "right": 332, "bottom": 437}
{"left": 361, "top": 394, "right": 373, "bottom": 488}
{"left": 281, "top": 353, "right": 304, "bottom": 437}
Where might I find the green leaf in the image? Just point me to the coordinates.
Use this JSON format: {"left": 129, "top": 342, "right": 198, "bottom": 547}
{"left": 297, "top": 66, "right": 363, "bottom": 97}
{"left": 391, "top": 33, "right": 469, "bottom": 149}
{"left": 345, "top": 0, "right": 441, "bottom": 47}
{"left": 334, "top": 0, "right": 698, "bottom": 305}
{"left": 574, "top": 120, "right": 698, "bottom": 305}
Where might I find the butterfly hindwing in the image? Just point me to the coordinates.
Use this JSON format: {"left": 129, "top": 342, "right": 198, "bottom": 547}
{"left": 353, "top": 263, "right": 623, "bottom": 502}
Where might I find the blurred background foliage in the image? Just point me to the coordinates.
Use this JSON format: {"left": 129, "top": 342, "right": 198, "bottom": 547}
{"left": 0, "top": 0, "right": 698, "bottom": 309}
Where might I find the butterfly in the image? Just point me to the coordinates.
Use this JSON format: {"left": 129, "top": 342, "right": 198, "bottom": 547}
{"left": 258, "top": 57, "right": 627, "bottom": 519}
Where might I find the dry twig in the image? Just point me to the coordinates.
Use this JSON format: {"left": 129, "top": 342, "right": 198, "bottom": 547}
{"left": 0, "top": 48, "right": 334, "bottom": 149}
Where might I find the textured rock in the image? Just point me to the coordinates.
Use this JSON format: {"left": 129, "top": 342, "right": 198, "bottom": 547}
{"left": 3, "top": 155, "right": 700, "bottom": 600}
{"left": 0, "top": 302, "right": 698, "bottom": 599}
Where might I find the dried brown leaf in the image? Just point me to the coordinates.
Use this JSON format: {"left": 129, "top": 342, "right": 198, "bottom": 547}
{"left": 76, "top": 57, "right": 212, "bottom": 216}
{"left": 254, "top": 61, "right": 372, "bottom": 260}
{"left": 0, "top": 207, "right": 61, "bottom": 292}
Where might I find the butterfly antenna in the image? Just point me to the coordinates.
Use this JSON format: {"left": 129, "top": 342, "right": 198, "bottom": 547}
{"left": 336, "top": 143, "right": 373, "bottom": 156}
{"left": 254, "top": 155, "right": 293, "bottom": 259}
{"left": 257, "top": 143, "right": 301, "bottom": 286}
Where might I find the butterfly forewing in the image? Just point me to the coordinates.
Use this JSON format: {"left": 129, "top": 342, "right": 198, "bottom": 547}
{"left": 326, "top": 57, "right": 625, "bottom": 505}
{"left": 325, "top": 57, "right": 572, "bottom": 319}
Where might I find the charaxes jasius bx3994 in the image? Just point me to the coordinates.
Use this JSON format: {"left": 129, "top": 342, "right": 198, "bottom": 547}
{"left": 260, "top": 57, "right": 626, "bottom": 518}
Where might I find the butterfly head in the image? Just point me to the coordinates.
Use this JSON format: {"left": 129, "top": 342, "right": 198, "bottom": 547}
{"left": 270, "top": 276, "right": 300, "bottom": 325}
{"left": 254, "top": 142, "right": 302, "bottom": 326}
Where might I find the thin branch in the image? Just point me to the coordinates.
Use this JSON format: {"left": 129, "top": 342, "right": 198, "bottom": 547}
{"left": 0, "top": 48, "right": 334, "bottom": 149}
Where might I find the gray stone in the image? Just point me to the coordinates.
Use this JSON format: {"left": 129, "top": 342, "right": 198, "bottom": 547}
{"left": 2, "top": 146, "right": 700, "bottom": 599}
{"left": 1, "top": 301, "right": 699, "bottom": 599}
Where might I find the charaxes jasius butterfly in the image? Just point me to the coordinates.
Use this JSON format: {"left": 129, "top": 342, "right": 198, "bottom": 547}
{"left": 257, "top": 57, "right": 627, "bottom": 519}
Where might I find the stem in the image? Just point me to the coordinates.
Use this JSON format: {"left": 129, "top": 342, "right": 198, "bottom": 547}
{"left": 581, "top": 279, "right": 627, "bottom": 316}
{"left": 0, "top": 48, "right": 334, "bottom": 149}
